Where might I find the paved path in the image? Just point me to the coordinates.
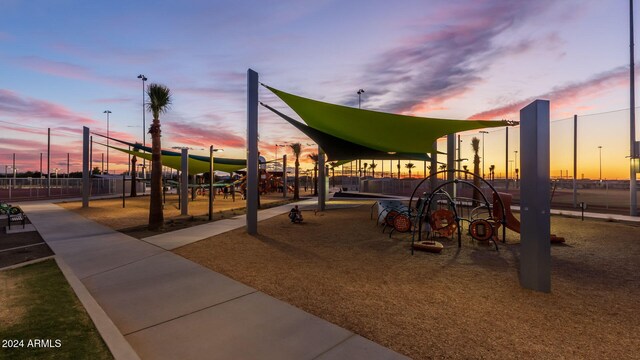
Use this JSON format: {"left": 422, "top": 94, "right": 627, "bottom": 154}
{"left": 20, "top": 202, "right": 407, "bottom": 360}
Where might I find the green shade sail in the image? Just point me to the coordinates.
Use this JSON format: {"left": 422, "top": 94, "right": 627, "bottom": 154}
{"left": 93, "top": 133, "right": 246, "bottom": 167}
{"left": 261, "top": 102, "right": 430, "bottom": 161}
{"left": 104, "top": 144, "right": 246, "bottom": 175}
{"left": 264, "top": 85, "right": 510, "bottom": 154}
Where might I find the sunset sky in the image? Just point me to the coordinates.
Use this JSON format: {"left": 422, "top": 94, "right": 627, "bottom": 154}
{"left": 1, "top": 0, "right": 638, "bottom": 179}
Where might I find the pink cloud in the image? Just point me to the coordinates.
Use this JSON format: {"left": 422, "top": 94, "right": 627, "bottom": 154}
{"left": 165, "top": 122, "right": 245, "bottom": 149}
{"left": 0, "top": 32, "right": 13, "bottom": 41}
{"left": 0, "top": 89, "right": 98, "bottom": 126}
{"left": 468, "top": 66, "right": 628, "bottom": 120}
{"left": 13, "top": 56, "right": 135, "bottom": 88}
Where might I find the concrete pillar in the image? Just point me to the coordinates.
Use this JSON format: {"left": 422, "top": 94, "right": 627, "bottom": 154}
{"left": 181, "top": 148, "right": 189, "bottom": 216}
{"left": 430, "top": 141, "right": 437, "bottom": 191}
{"left": 246, "top": 69, "right": 259, "bottom": 234}
{"left": 82, "top": 126, "right": 90, "bottom": 208}
{"left": 520, "top": 100, "right": 551, "bottom": 292}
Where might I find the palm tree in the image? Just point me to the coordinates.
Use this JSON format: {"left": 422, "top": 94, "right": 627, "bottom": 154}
{"left": 462, "top": 165, "right": 468, "bottom": 180}
{"left": 290, "top": 143, "right": 302, "bottom": 199}
{"left": 489, "top": 164, "right": 495, "bottom": 182}
{"left": 397, "top": 161, "right": 401, "bottom": 179}
{"left": 329, "top": 161, "right": 339, "bottom": 187}
{"left": 405, "top": 162, "right": 416, "bottom": 178}
{"left": 471, "top": 137, "right": 481, "bottom": 200}
{"left": 369, "top": 163, "right": 377, "bottom": 178}
{"left": 308, "top": 153, "right": 319, "bottom": 195}
{"left": 363, "top": 162, "right": 368, "bottom": 177}
{"left": 146, "top": 83, "right": 171, "bottom": 231}
{"left": 439, "top": 163, "right": 447, "bottom": 180}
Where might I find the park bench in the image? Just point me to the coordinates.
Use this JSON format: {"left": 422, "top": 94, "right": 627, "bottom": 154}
{"left": 7, "top": 206, "right": 26, "bottom": 230}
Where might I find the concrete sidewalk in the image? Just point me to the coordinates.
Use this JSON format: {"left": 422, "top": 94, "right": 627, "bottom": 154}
{"left": 20, "top": 202, "right": 407, "bottom": 360}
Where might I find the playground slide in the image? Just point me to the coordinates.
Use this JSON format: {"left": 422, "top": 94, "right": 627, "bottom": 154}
{"left": 492, "top": 192, "right": 520, "bottom": 233}
{"left": 492, "top": 192, "right": 565, "bottom": 243}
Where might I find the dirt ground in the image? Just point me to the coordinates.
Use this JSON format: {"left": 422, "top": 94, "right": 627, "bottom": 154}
{"left": 58, "top": 192, "right": 297, "bottom": 238}
{"left": 0, "top": 271, "right": 26, "bottom": 328}
{"left": 173, "top": 201, "right": 640, "bottom": 360}
{"left": 0, "top": 218, "right": 53, "bottom": 268}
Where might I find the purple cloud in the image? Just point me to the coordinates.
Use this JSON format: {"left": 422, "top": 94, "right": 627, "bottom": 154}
{"left": 468, "top": 66, "right": 628, "bottom": 120}
{"left": 352, "top": 0, "right": 561, "bottom": 113}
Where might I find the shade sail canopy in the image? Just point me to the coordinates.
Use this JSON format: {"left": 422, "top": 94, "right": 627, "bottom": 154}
{"left": 261, "top": 102, "right": 430, "bottom": 161}
{"left": 264, "top": 85, "right": 510, "bottom": 154}
{"left": 103, "top": 144, "right": 246, "bottom": 175}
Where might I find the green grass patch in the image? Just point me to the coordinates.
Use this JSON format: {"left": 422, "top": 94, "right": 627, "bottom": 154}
{"left": 0, "top": 260, "right": 113, "bottom": 360}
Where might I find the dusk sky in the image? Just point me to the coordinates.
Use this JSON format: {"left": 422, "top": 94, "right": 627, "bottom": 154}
{"left": 1, "top": 0, "right": 638, "bottom": 179}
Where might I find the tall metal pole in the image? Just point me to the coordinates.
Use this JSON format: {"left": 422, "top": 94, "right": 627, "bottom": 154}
{"left": 209, "top": 145, "right": 214, "bottom": 221}
{"left": 505, "top": 127, "right": 509, "bottom": 190}
{"left": 82, "top": 127, "right": 90, "bottom": 208}
{"left": 104, "top": 110, "right": 111, "bottom": 174}
{"left": 283, "top": 154, "right": 288, "bottom": 197}
{"left": 318, "top": 147, "right": 326, "bottom": 211}
{"left": 599, "top": 146, "right": 603, "bottom": 181}
{"left": 12, "top": 153, "right": 15, "bottom": 179}
{"left": 480, "top": 130, "right": 488, "bottom": 178}
{"left": 67, "top": 153, "right": 70, "bottom": 178}
{"left": 246, "top": 69, "right": 259, "bottom": 234}
{"left": 47, "top": 127, "right": 51, "bottom": 197}
{"left": 630, "top": 0, "right": 638, "bottom": 216}
{"left": 138, "top": 74, "right": 147, "bottom": 190}
{"left": 573, "top": 115, "right": 578, "bottom": 208}
{"left": 40, "top": 153, "right": 42, "bottom": 177}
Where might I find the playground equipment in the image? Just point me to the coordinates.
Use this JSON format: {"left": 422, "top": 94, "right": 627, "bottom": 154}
{"left": 376, "top": 170, "right": 565, "bottom": 254}
{"left": 411, "top": 172, "right": 504, "bottom": 253}
{"left": 492, "top": 192, "right": 566, "bottom": 243}
{"left": 372, "top": 170, "right": 507, "bottom": 254}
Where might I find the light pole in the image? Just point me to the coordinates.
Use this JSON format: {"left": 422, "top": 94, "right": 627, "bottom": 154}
{"left": 357, "top": 89, "right": 365, "bottom": 109}
{"left": 598, "top": 146, "right": 603, "bottom": 181}
{"left": 275, "top": 144, "right": 286, "bottom": 172}
{"left": 103, "top": 110, "right": 111, "bottom": 174}
{"left": 209, "top": 145, "right": 224, "bottom": 221}
{"left": 480, "top": 130, "right": 488, "bottom": 178}
{"left": 137, "top": 74, "right": 147, "bottom": 183}
{"left": 514, "top": 150, "right": 518, "bottom": 172}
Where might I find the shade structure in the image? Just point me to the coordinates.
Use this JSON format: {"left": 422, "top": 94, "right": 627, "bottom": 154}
{"left": 101, "top": 143, "right": 246, "bottom": 175}
{"left": 264, "top": 85, "right": 510, "bottom": 154}
{"left": 261, "top": 102, "right": 430, "bottom": 161}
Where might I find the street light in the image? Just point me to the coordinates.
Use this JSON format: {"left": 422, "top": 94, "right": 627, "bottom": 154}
{"left": 275, "top": 144, "right": 286, "bottom": 172}
{"left": 137, "top": 74, "right": 147, "bottom": 183}
{"left": 480, "top": 130, "right": 489, "bottom": 178}
{"left": 209, "top": 145, "right": 224, "bottom": 221}
{"left": 103, "top": 110, "right": 111, "bottom": 174}
{"left": 357, "top": 89, "right": 365, "bottom": 109}
{"left": 598, "top": 146, "right": 603, "bottom": 181}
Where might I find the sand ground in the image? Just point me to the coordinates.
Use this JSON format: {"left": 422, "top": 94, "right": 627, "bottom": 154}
{"left": 173, "top": 202, "right": 639, "bottom": 359}
{"left": 58, "top": 192, "right": 297, "bottom": 238}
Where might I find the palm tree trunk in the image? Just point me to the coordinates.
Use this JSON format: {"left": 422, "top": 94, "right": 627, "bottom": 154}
{"left": 294, "top": 158, "right": 300, "bottom": 200}
{"left": 148, "top": 119, "right": 164, "bottom": 230}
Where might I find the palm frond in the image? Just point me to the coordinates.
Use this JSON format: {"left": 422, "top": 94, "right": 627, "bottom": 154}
{"left": 146, "top": 83, "right": 172, "bottom": 119}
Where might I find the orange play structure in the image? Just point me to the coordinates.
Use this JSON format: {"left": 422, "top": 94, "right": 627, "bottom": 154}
{"left": 492, "top": 192, "right": 565, "bottom": 243}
